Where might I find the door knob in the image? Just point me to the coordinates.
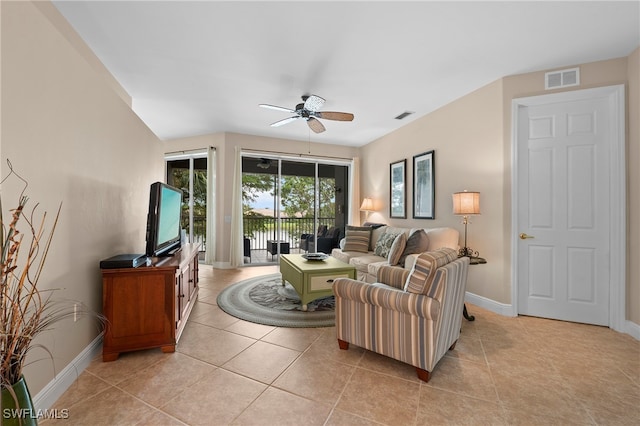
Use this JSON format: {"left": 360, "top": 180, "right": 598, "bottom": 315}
{"left": 519, "top": 233, "right": 535, "bottom": 240}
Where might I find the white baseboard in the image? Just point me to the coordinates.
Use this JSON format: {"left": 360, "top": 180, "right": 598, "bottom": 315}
{"left": 465, "top": 291, "right": 516, "bottom": 317}
{"left": 465, "top": 291, "right": 640, "bottom": 341}
{"left": 33, "top": 334, "right": 103, "bottom": 411}
{"left": 625, "top": 320, "right": 640, "bottom": 341}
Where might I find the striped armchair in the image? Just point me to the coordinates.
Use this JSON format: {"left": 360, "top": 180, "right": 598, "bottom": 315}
{"left": 332, "top": 248, "right": 469, "bottom": 382}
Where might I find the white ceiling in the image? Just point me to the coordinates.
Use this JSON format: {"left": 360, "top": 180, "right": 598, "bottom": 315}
{"left": 52, "top": 1, "right": 639, "bottom": 147}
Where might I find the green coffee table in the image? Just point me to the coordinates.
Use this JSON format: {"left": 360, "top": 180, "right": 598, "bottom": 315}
{"left": 279, "top": 254, "right": 356, "bottom": 311}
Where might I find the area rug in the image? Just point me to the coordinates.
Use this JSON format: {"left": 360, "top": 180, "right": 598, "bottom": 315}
{"left": 216, "top": 273, "right": 335, "bottom": 327}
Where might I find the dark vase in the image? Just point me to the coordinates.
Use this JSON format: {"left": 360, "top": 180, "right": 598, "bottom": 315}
{"left": 1, "top": 376, "right": 37, "bottom": 426}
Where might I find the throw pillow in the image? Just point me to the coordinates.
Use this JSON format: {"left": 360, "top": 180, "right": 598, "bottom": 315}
{"left": 343, "top": 225, "right": 372, "bottom": 253}
{"left": 404, "top": 248, "right": 458, "bottom": 294}
{"left": 373, "top": 231, "right": 401, "bottom": 258}
{"left": 317, "top": 225, "right": 328, "bottom": 237}
{"left": 362, "top": 222, "right": 386, "bottom": 229}
{"left": 387, "top": 232, "right": 407, "bottom": 266}
{"left": 398, "top": 229, "right": 430, "bottom": 266}
{"left": 325, "top": 226, "right": 337, "bottom": 238}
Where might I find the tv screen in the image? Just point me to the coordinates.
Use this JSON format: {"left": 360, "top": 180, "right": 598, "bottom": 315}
{"left": 146, "top": 182, "right": 183, "bottom": 257}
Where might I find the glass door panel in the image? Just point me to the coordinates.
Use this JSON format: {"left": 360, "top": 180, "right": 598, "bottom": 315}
{"left": 318, "top": 164, "right": 336, "bottom": 230}
{"left": 241, "top": 157, "right": 277, "bottom": 263}
{"left": 166, "top": 156, "right": 207, "bottom": 252}
{"left": 280, "top": 160, "right": 316, "bottom": 254}
{"left": 241, "top": 156, "right": 349, "bottom": 264}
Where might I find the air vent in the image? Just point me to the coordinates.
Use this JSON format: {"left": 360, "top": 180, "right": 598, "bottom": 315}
{"left": 545, "top": 67, "right": 580, "bottom": 90}
{"left": 395, "top": 111, "right": 414, "bottom": 120}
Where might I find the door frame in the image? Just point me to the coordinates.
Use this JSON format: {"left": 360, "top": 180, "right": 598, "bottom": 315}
{"left": 165, "top": 149, "right": 209, "bottom": 251}
{"left": 511, "top": 84, "right": 626, "bottom": 332}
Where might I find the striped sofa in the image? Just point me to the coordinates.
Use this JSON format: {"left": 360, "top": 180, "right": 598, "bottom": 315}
{"left": 332, "top": 248, "right": 469, "bottom": 382}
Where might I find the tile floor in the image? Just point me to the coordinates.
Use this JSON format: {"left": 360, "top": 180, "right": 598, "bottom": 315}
{"left": 44, "top": 265, "right": 639, "bottom": 425}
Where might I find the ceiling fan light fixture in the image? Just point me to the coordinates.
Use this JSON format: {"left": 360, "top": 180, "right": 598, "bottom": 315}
{"left": 303, "top": 95, "right": 325, "bottom": 112}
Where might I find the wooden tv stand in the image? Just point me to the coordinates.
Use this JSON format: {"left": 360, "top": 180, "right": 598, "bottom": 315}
{"left": 101, "top": 243, "right": 201, "bottom": 361}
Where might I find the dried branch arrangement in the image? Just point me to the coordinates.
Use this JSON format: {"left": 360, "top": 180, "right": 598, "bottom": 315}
{"left": 0, "top": 160, "right": 71, "bottom": 390}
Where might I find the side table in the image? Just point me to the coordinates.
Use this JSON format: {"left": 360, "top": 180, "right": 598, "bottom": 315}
{"left": 462, "top": 256, "right": 486, "bottom": 321}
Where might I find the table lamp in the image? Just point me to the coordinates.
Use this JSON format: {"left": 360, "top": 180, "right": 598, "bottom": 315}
{"left": 360, "top": 197, "right": 374, "bottom": 220}
{"left": 452, "top": 191, "right": 480, "bottom": 257}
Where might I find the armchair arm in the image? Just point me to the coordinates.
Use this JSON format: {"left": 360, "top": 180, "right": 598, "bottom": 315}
{"left": 300, "top": 234, "right": 314, "bottom": 251}
{"left": 376, "top": 266, "right": 409, "bottom": 290}
{"left": 333, "top": 278, "right": 440, "bottom": 319}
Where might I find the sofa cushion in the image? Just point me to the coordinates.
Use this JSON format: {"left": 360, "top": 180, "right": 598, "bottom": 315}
{"left": 350, "top": 255, "right": 386, "bottom": 274}
{"left": 388, "top": 232, "right": 407, "bottom": 266}
{"left": 373, "top": 230, "right": 402, "bottom": 258}
{"left": 343, "top": 225, "right": 372, "bottom": 253}
{"left": 331, "top": 248, "right": 369, "bottom": 264}
{"left": 398, "top": 229, "right": 430, "bottom": 266}
{"left": 367, "top": 260, "right": 394, "bottom": 282}
{"left": 404, "top": 248, "right": 458, "bottom": 294}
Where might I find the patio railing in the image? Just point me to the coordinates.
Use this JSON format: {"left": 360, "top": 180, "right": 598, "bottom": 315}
{"left": 186, "top": 215, "right": 207, "bottom": 250}
{"left": 243, "top": 216, "right": 336, "bottom": 250}
{"left": 185, "top": 215, "right": 337, "bottom": 257}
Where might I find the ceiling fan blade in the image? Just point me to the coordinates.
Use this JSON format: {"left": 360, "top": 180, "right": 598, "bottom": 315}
{"left": 259, "top": 104, "right": 296, "bottom": 113}
{"left": 303, "top": 95, "right": 325, "bottom": 112}
{"left": 316, "top": 111, "right": 354, "bottom": 121}
{"left": 307, "top": 117, "right": 326, "bottom": 133}
{"left": 270, "top": 116, "right": 300, "bottom": 127}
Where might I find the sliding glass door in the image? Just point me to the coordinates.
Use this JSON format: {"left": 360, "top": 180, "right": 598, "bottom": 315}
{"left": 242, "top": 155, "right": 349, "bottom": 264}
{"left": 166, "top": 152, "right": 208, "bottom": 256}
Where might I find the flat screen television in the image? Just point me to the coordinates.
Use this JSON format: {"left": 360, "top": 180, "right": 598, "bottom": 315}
{"left": 145, "top": 182, "right": 183, "bottom": 257}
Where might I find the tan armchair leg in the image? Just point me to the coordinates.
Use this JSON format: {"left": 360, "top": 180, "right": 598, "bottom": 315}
{"left": 449, "top": 340, "right": 458, "bottom": 350}
{"left": 416, "top": 368, "right": 431, "bottom": 383}
{"left": 338, "top": 339, "right": 349, "bottom": 350}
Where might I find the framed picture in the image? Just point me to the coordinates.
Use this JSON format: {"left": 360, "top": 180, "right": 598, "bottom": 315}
{"left": 389, "top": 159, "right": 406, "bottom": 218}
{"left": 413, "top": 150, "right": 435, "bottom": 219}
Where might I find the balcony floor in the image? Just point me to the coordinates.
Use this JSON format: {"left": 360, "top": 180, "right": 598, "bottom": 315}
{"left": 245, "top": 247, "right": 306, "bottom": 265}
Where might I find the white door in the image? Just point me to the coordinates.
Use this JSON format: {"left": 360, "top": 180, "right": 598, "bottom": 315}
{"left": 515, "top": 88, "right": 622, "bottom": 326}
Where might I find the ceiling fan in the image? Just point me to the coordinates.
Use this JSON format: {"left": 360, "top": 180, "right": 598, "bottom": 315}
{"left": 259, "top": 94, "right": 354, "bottom": 134}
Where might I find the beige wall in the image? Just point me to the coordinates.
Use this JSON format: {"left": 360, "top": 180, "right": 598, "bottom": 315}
{"left": 360, "top": 53, "right": 639, "bottom": 325}
{"left": 360, "top": 80, "right": 506, "bottom": 302}
{"left": 1, "top": 1, "right": 164, "bottom": 395}
{"left": 167, "top": 132, "right": 359, "bottom": 264}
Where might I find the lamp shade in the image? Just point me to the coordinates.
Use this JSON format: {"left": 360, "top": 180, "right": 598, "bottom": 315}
{"left": 360, "top": 197, "right": 374, "bottom": 211}
{"left": 452, "top": 191, "right": 480, "bottom": 215}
